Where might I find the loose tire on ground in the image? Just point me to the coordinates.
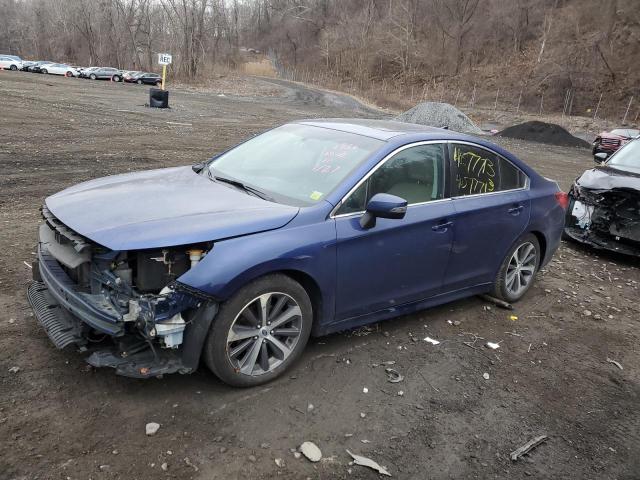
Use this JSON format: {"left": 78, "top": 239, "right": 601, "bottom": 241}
{"left": 204, "top": 274, "right": 312, "bottom": 387}
{"left": 492, "top": 233, "right": 540, "bottom": 303}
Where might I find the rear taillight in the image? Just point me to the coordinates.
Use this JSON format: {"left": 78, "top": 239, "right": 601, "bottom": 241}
{"left": 555, "top": 191, "right": 569, "bottom": 210}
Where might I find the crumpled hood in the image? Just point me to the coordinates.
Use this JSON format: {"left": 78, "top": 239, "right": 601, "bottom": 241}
{"left": 46, "top": 166, "right": 299, "bottom": 250}
{"left": 576, "top": 167, "right": 640, "bottom": 191}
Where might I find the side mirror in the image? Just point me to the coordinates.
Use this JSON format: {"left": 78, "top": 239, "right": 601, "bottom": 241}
{"left": 192, "top": 162, "right": 206, "bottom": 173}
{"left": 360, "top": 193, "right": 408, "bottom": 229}
{"left": 594, "top": 152, "right": 608, "bottom": 163}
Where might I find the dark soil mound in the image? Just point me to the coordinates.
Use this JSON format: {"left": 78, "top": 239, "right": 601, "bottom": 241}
{"left": 498, "top": 121, "right": 590, "bottom": 148}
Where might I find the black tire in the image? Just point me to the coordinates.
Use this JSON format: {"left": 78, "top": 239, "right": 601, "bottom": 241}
{"left": 90, "top": 73, "right": 97, "bottom": 80}
{"left": 10, "top": 64, "right": 17, "bottom": 71}
{"left": 204, "top": 274, "right": 313, "bottom": 387}
{"left": 65, "top": 71, "right": 73, "bottom": 77}
{"left": 136, "top": 79, "right": 142, "bottom": 84}
{"left": 41, "top": 69, "right": 48, "bottom": 74}
{"left": 112, "top": 75, "right": 121, "bottom": 82}
{"left": 155, "top": 81, "right": 162, "bottom": 87}
{"left": 492, "top": 233, "right": 540, "bottom": 303}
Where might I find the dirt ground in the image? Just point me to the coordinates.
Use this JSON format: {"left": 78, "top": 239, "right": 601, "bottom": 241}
{"left": 1, "top": 71, "right": 639, "bottom": 480}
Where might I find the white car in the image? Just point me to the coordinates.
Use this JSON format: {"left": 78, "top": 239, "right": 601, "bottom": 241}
{"left": 40, "top": 63, "right": 79, "bottom": 77}
{"left": 0, "top": 55, "right": 23, "bottom": 70}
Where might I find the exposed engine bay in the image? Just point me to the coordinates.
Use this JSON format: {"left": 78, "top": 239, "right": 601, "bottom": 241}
{"left": 565, "top": 168, "right": 640, "bottom": 256}
{"left": 30, "top": 205, "right": 217, "bottom": 377}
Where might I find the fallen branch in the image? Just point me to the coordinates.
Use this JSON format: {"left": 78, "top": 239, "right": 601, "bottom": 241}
{"left": 510, "top": 435, "right": 548, "bottom": 461}
{"left": 478, "top": 294, "right": 513, "bottom": 310}
{"left": 606, "top": 358, "right": 623, "bottom": 370}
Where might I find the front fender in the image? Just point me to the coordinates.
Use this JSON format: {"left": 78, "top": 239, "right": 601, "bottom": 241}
{"left": 177, "top": 220, "right": 337, "bottom": 326}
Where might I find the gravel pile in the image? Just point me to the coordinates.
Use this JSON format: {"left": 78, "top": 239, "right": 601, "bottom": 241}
{"left": 498, "top": 121, "right": 590, "bottom": 148}
{"left": 396, "top": 102, "right": 484, "bottom": 135}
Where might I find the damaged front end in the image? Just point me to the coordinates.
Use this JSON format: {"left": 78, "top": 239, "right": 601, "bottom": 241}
{"left": 28, "top": 205, "right": 218, "bottom": 378}
{"left": 565, "top": 181, "right": 640, "bottom": 256}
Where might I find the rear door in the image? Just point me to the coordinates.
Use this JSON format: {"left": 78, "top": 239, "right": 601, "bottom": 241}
{"left": 334, "top": 142, "right": 455, "bottom": 320}
{"left": 443, "top": 142, "right": 530, "bottom": 291}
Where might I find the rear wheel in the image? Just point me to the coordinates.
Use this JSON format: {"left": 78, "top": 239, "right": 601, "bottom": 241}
{"left": 492, "top": 234, "right": 540, "bottom": 303}
{"left": 155, "top": 80, "right": 162, "bottom": 87}
{"left": 204, "top": 274, "right": 312, "bottom": 387}
{"left": 136, "top": 79, "right": 142, "bottom": 84}
{"left": 112, "top": 75, "right": 121, "bottom": 82}
{"left": 90, "top": 73, "right": 97, "bottom": 80}
{"left": 65, "top": 71, "right": 72, "bottom": 77}
{"left": 41, "top": 68, "right": 48, "bottom": 74}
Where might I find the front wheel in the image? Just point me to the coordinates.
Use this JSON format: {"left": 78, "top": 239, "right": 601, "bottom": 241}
{"left": 112, "top": 75, "right": 121, "bottom": 82}
{"left": 90, "top": 73, "right": 97, "bottom": 80}
{"left": 10, "top": 65, "right": 17, "bottom": 71}
{"left": 41, "top": 69, "right": 48, "bottom": 74}
{"left": 492, "top": 234, "right": 540, "bottom": 303}
{"left": 204, "top": 274, "right": 313, "bottom": 387}
{"left": 65, "top": 71, "right": 73, "bottom": 77}
{"left": 136, "top": 79, "right": 142, "bottom": 84}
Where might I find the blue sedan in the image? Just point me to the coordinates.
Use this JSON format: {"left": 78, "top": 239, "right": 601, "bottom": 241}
{"left": 29, "top": 119, "right": 567, "bottom": 386}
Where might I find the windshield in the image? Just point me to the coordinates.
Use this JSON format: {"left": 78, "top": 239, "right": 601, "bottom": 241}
{"left": 610, "top": 129, "right": 639, "bottom": 137}
{"left": 607, "top": 139, "right": 640, "bottom": 174}
{"left": 208, "top": 124, "right": 383, "bottom": 206}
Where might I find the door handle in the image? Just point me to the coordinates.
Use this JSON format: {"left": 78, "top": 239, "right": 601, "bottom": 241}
{"left": 432, "top": 221, "right": 453, "bottom": 232}
{"left": 508, "top": 205, "right": 525, "bottom": 215}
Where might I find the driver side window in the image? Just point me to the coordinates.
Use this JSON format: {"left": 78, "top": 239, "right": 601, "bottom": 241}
{"left": 336, "top": 143, "right": 445, "bottom": 215}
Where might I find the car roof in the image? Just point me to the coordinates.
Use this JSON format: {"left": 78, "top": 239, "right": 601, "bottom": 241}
{"left": 295, "top": 118, "right": 476, "bottom": 141}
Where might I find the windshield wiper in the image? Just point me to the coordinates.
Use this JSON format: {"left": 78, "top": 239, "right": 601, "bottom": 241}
{"left": 213, "top": 175, "right": 274, "bottom": 201}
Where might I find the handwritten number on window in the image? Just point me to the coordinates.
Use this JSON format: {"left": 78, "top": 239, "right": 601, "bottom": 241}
{"left": 453, "top": 147, "right": 496, "bottom": 195}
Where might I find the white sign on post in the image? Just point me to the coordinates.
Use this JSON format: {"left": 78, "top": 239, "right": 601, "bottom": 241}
{"left": 158, "top": 53, "right": 172, "bottom": 65}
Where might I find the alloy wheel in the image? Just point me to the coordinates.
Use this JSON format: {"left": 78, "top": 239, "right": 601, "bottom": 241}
{"left": 505, "top": 242, "right": 537, "bottom": 296}
{"left": 226, "top": 292, "right": 303, "bottom": 376}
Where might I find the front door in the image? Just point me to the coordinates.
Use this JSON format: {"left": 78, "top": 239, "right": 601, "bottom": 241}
{"left": 333, "top": 142, "right": 455, "bottom": 320}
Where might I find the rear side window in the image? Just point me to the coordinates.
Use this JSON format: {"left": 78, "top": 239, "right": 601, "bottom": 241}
{"left": 336, "top": 143, "right": 445, "bottom": 215}
{"left": 449, "top": 143, "right": 526, "bottom": 196}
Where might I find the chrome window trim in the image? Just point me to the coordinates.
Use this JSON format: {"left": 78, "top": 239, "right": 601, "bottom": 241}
{"left": 330, "top": 139, "right": 530, "bottom": 219}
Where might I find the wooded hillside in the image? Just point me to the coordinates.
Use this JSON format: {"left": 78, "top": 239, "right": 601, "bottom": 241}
{"left": 1, "top": 0, "right": 638, "bottom": 119}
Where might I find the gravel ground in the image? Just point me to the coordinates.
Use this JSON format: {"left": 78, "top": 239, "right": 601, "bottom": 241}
{"left": 1, "top": 71, "right": 639, "bottom": 480}
{"left": 396, "top": 102, "right": 484, "bottom": 135}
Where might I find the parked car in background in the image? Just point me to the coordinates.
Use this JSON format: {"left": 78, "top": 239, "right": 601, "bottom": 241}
{"left": 83, "top": 67, "right": 122, "bottom": 81}
{"left": 592, "top": 128, "right": 640, "bottom": 158}
{"left": 21, "top": 60, "right": 36, "bottom": 71}
{"left": 123, "top": 70, "right": 143, "bottom": 82}
{"left": 134, "top": 72, "right": 162, "bottom": 86}
{"left": 78, "top": 67, "right": 98, "bottom": 78}
{"left": 40, "top": 63, "right": 79, "bottom": 77}
{"left": 28, "top": 119, "right": 567, "bottom": 386}
{"left": 28, "top": 61, "right": 54, "bottom": 73}
{"left": 566, "top": 138, "right": 640, "bottom": 256}
{"left": 0, "top": 55, "right": 23, "bottom": 70}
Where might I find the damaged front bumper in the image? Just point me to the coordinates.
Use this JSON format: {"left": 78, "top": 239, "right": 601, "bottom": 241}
{"left": 564, "top": 184, "right": 640, "bottom": 256}
{"left": 29, "top": 241, "right": 218, "bottom": 378}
